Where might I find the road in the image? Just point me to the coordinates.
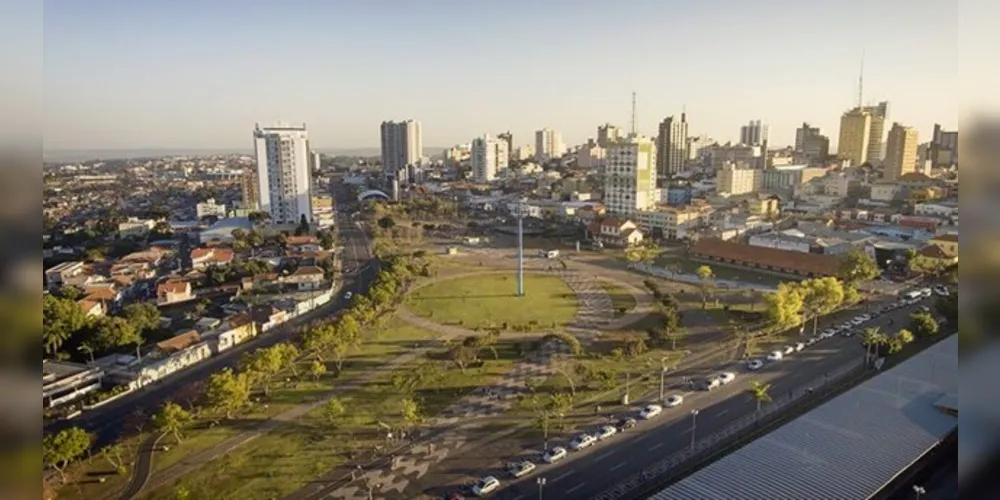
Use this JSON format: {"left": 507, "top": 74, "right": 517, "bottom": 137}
{"left": 44, "top": 180, "right": 374, "bottom": 449}
{"left": 450, "top": 295, "right": 933, "bottom": 500}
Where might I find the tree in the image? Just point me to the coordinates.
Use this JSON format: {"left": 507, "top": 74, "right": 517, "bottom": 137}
{"left": 242, "top": 345, "right": 285, "bottom": 396}
{"left": 748, "top": 379, "right": 772, "bottom": 412}
{"left": 309, "top": 360, "right": 327, "bottom": 381}
{"left": 230, "top": 228, "right": 248, "bottom": 249}
{"left": 43, "top": 294, "right": 87, "bottom": 357}
{"left": 175, "top": 486, "right": 192, "bottom": 500}
{"left": 42, "top": 427, "right": 91, "bottom": 483}
{"left": 838, "top": 249, "right": 879, "bottom": 285}
{"left": 798, "top": 277, "right": 845, "bottom": 336}
{"left": 153, "top": 401, "right": 193, "bottom": 443}
{"left": 100, "top": 443, "right": 128, "bottom": 475}
{"left": 247, "top": 211, "right": 269, "bottom": 226}
{"left": 695, "top": 265, "right": 715, "bottom": 309}
{"left": 302, "top": 324, "right": 335, "bottom": 361}
{"left": 123, "top": 302, "right": 161, "bottom": 334}
{"left": 57, "top": 285, "right": 84, "bottom": 301}
{"left": 274, "top": 342, "right": 301, "bottom": 378}
{"left": 320, "top": 398, "right": 346, "bottom": 430}
{"left": 909, "top": 312, "right": 940, "bottom": 337}
{"left": 843, "top": 285, "right": 861, "bottom": 305}
{"left": 94, "top": 316, "right": 144, "bottom": 359}
{"left": 77, "top": 341, "right": 96, "bottom": 365}
{"left": 896, "top": 328, "right": 915, "bottom": 345}
{"left": 623, "top": 245, "right": 662, "bottom": 266}
{"left": 399, "top": 397, "right": 422, "bottom": 430}
{"left": 548, "top": 392, "right": 574, "bottom": 431}
{"left": 541, "top": 331, "right": 582, "bottom": 356}
{"left": 622, "top": 335, "right": 648, "bottom": 358}
{"left": 296, "top": 214, "right": 310, "bottom": 235}
{"left": 448, "top": 344, "right": 479, "bottom": 373}
{"left": 762, "top": 282, "right": 805, "bottom": 332}
{"left": 205, "top": 368, "right": 252, "bottom": 419}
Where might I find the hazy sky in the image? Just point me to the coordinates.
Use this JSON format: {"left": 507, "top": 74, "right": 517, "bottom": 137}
{"left": 44, "top": 0, "right": 964, "bottom": 151}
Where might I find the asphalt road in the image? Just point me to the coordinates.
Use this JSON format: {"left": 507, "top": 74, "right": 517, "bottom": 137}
{"left": 473, "top": 295, "right": 935, "bottom": 500}
{"left": 44, "top": 182, "right": 374, "bottom": 449}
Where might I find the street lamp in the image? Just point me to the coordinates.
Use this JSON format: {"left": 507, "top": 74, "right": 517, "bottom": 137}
{"left": 537, "top": 477, "right": 547, "bottom": 500}
{"left": 658, "top": 356, "right": 670, "bottom": 402}
{"left": 517, "top": 197, "right": 525, "bottom": 297}
{"left": 912, "top": 485, "right": 925, "bottom": 500}
{"left": 689, "top": 409, "right": 700, "bottom": 450}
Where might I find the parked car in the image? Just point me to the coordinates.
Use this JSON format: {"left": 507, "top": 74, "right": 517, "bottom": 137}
{"left": 615, "top": 417, "right": 637, "bottom": 431}
{"left": 639, "top": 404, "right": 663, "bottom": 419}
{"left": 665, "top": 395, "right": 684, "bottom": 407}
{"left": 767, "top": 351, "right": 784, "bottom": 362}
{"left": 569, "top": 433, "right": 597, "bottom": 450}
{"left": 506, "top": 460, "right": 536, "bottom": 478}
{"left": 783, "top": 345, "right": 796, "bottom": 355}
{"left": 596, "top": 425, "right": 618, "bottom": 440}
{"left": 717, "top": 372, "right": 736, "bottom": 384}
{"left": 747, "top": 359, "right": 764, "bottom": 370}
{"left": 795, "top": 342, "right": 805, "bottom": 351}
{"left": 695, "top": 377, "right": 721, "bottom": 391}
{"left": 542, "top": 447, "right": 567, "bottom": 463}
{"left": 472, "top": 476, "right": 500, "bottom": 497}
{"left": 934, "top": 285, "right": 950, "bottom": 296}
{"left": 343, "top": 291, "right": 353, "bottom": 300}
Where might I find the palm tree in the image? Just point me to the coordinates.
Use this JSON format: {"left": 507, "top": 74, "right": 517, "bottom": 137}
{"left": 78, "top": 342, "right": 95, "bottom": 365}
{"left": 748, "top": 379, "right": 772, "bottom": 412}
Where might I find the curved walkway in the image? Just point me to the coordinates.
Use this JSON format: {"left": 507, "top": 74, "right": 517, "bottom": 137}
{"left": 290, "top": 269, "right": 651, "bottom": 499}
{"left": 117, "top": 433, "right": 162, "bottom": 500}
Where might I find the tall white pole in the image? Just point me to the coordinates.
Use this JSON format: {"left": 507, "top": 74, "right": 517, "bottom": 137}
{"left": 518, "top": 198, "right": 524, "bottom": 297}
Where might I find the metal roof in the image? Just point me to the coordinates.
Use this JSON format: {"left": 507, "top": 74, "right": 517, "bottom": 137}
{"left": 648, "top": 334, "right": 958, "bottom": 500}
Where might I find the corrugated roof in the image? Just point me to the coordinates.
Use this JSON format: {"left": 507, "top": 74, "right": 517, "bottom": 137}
{"left": 649, "top": 334, "right": 958, "bottom": 500}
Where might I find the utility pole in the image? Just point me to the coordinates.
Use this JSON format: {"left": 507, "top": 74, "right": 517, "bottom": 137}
{"left": 537, "top": 477, "right": 547, "bottom": 500}
{"left": 689, "top": 409, "right": 700, "bottom": 450}
{"left": 659, "top": 356, "right": 669, "bottom": 402}
{"left": 630, "top": 91, "right": 637, "bottom": 136}
{"left": 517, "top": 197, "right": 525, "bottom": 297}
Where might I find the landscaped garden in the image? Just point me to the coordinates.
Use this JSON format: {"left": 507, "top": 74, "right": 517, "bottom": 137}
{"left": 407, "top": 273, "right": 578, "bottom": 330}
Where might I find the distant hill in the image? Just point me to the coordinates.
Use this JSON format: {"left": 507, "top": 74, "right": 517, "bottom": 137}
{"left": 44, "top": 147, "right": 447, "bottom": 163}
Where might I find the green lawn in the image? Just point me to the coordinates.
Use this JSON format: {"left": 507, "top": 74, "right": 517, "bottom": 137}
{"left": 407, "top": 274, "right": 578, "bottom": 329}
{"left": 58, "top": 318, "right": 445, "bottom": 500}
{"left": 598, "top": 280, "right": 637, "bottom": 318}
{"left": 145, "top": 343, "right": 522, "bottom": 500}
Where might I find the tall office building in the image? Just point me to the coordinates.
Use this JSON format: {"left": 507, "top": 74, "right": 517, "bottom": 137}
{"left": 794, "top": 122, "right": 830, "bottom": 162}
{"left": 240, "top": 168, "right": 259, "bottom": 210}
{"left": 380, "top": 120, "right": 423, "bottom": 179}
{"left": 739, "top": 120, "right": 769, "bottom": 146}
{"left": 597, "top": 124, "right": 623, "bottom": 148}
{"left": 253, "top": 123, "right": 313, "bottom": 224}
{"left": 884, "top": 122, "right": 919, "bottom": 181}
{"left": 497, "top": 131, "right": 513, "bottom": 160}
{"left": 862, "top": 101, "right": 889, "bottom": 164}
{"left": 471, "top": 134, "right": 509, "bottom": 183}
{"left": 837, "top": 108, "right": 873, "bottom": 167}
{"left": 655, "top": 114, "right": 688, "bottom": 183}
{"left": 534, "top": 128, "right": 564, "bottom": 162}
{"left": 603, "top": 135, "right": 657, "bottom": 216}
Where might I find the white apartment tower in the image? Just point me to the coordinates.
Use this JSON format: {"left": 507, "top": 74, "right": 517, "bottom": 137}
{"left": 534, "top": 128, "right": 564, "bottom": 162}
{"left": 655, "top": 114, "right": 688, "bottom": 183}
{"left": 380, "top": 120, "right": 423, "bottom": 179}
{"left": 740, "top": 120, "right": 769, "bottom": 146}
{"left": 471, "top": 134, "right": 509, "bottom": 183}
{"left": 603, "top": 135, "right": 657, "bottom": 216}
{"left": 253, "top": 123, "right": 313, "bottom": 225}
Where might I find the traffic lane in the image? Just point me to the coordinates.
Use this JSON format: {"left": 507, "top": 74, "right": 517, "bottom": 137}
{"left": 491, "top": 302, "right": 924, "bottom": 499}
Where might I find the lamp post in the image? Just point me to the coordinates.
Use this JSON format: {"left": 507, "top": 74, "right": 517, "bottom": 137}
{"left": 658, "top": 356, "right": 670, "bottom": 402}
{"left": 537, "top": 477, "right": 547, "bottom": 500}
{"left": 912, "top": 485, "right": 925, "bottom": 500}
{"left": 689, "top": 409, "right": 700, "bottom": 450}
{"left": 517, "top": 197, "right": 525, "bottom": 297}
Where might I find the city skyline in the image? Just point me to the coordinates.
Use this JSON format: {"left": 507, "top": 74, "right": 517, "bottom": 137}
{"left": 43, "top": 0, "right": 959, "bottom": 151}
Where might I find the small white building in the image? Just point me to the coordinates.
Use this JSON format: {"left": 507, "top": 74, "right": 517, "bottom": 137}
{"left": 42, "top": 360, "right": 104, "bottom": 408}
{"left": 196, "top": 198, "right": 228, "bottom": 219}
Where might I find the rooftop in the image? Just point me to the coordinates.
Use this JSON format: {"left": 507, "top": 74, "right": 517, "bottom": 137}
{"left": 691, "top": 238, "right": 842, "bottom": 276}
{"left": 650, "top": 334, "right": 958, "bottom": 500}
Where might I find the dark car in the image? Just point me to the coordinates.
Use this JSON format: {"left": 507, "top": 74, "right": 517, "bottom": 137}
{"left": 615, "top": 417, "right": 637, "bottom": 431}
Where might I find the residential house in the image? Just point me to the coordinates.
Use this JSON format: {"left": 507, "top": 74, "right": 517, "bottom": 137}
{"left": 101, "top": 331, "right": 212, "bottom": 390}
{"left": 285, "top": 266, "right": 326, "bottom": 291}
{"left": 42, "top": 360, "right": 104, "bottom": 408}
{"left": 206, "top": 313, "right": 258, "bottom": 353}
{"left": 928, "top": 233, "right": 959, "bottom": 257}
{"left": 44, "top": 261, "right": 85, "bottom": 289}
{"left": 690, "top": 238, "right": 842, "bottom": 278}
{"left": 81, "top": 284, "right": 123, "bottom": 311}
{"left": 869, "top": 183, "right": 901, "bottom": 203}
{"left": 190, "top": 247, "right": 235, "bottom": 271}
{"left": 157, "top": 279, "right": 194, "bottom": 305}
{"left": 253, "top": 305, "right": 289, "bottom": 332}
{"left": 912, "top": 244, "right": 958, "bottom": 273}
{"left": 586, "top": 218, "right": 644, "bottom": 247}
{"left": 77, "top": 299, "right": 105, "bottom": 318}
{"left": 739, "top": 194, "right": 780, "bottom": 218}
{"left": 285, "top": 235, "right": 323, "bottom": 255}
{"left": 117, "top": 217, "right": 155, "bottom": 238}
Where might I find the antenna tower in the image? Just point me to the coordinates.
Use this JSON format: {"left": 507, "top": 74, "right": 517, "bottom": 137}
{"left": 857, "top": 50, "right": 865, "bottom": 108}
{"left": 630, "top": 91, "right": 637, "bottom": 135}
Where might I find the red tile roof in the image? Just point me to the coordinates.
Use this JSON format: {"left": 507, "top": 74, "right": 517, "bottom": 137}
{"left": 292, "top": 266, "right": 324, "bottom": 276}
{"left": 158, "top": 280, "right": 190, "bottom": 295}
{"left": 917, "top": 245, "right": 951, "bottom": 259}
{"left": 690, "top": 238, "right": 841, "bottom": 277}
{"left": 932, "top": 233, "right": 959, "bottom": 242}
{"left": 285, "top": 235, "right": 319, "bottom": 247}
{"left": 156, "top": 330, "right": 202, "bottom": 355}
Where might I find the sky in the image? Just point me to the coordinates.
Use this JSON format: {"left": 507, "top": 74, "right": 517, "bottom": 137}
{"left": 42, "top": 0, "right": 971, "bottom": 152}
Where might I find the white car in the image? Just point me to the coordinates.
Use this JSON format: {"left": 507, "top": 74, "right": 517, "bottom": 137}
{"left": 541, "top": 446, "right": 567, "bottom": 463}
{"left": 805, "top": 337, "right": 820, "bottom": 346}
{"left": 766, "top": 351, "right": 784, "bottom": 362}
{"left": 343, "top": 291, "right": 353, "bottom": 300}
{"left": 821, "top": 329, "right": 836, "bottom": 339}
{"left": 859, "top": 313, "right": 872, "bottom": 321}
{"left": 472, "top": 476, "right": 501, "bottom": 496}
{"left": 851, "top": 317, "right": 865, "bottom": 326}
{"left": 783, "top": 345, "right": 796, "bottom": 355}
{"left": 639, "top": 404, "right": 663, "bottom": 420}
{"left": 841, "top": 328, "right": 855, "bottom": 337}
{"left": 664, "top": 394, "right": 684, "bottom": 407}
{"left": 795, "top": 342, "right": 805, "bottom": 351}
{"left": 717, "top": 372, "right": 736, "bottom": 384}
{"left": 840, "top": 321, "right": 853, "bottom": 330}
{"left": 934, "top": 285, "right": 949, "bottom": 296}
{"left": 920, "top": 288, "right": 933, "bottom": 298}
{"left": 747, "top": 359, "right": 764, "bottom": 371}
{"left": 569, "top": 433, "right": 597, "bottom": 450}
{"left": 506, "top": 460, "right": 536, "bottom": 478}
{"left": 596, "top": 425, "right": 618, "bottom": 440}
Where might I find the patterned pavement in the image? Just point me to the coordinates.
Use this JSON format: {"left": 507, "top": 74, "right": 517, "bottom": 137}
{"left": 290, "top": 267, "right": 628, "bottom": 500}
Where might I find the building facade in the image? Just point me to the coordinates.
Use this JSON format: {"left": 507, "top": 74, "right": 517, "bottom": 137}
{"left": 655, "top": 114, "right": 689, "bottom": 183}
{"left": 884, "top": 122, "right": 919, "bottom": 182}
{"left": 253, "top": 123, "right": 313, "bottom": 224}
{"left": 794, "top": 122, "right": 830, "bottom": 163}
{"left": 380, "top": 119, "right": 423, "bottom": 187}
{"left": 597, "top": 124, "right": 623, "bottom": 148}
{"left": 717, "top": 163, "right": 762, "bottom": 195}
{"left": 740, "top": 120, "right": 768, "bottom": 146}
{"left": 471, "top": 134, "right": 509, "bottom": 182}
{"left": 240, "top": 168, "right": 259, "bottom": 210}
{"left": 603, "top": 135, "right": 657, "bottom": 215}
{"left": 534, "top": 128, "right": 564, "bottom": 162}
{"left": 863, "top": 101, "right": 890, "bottom": 164}
{"left": 838, "top": 108, "right": 872, "bottom": 167}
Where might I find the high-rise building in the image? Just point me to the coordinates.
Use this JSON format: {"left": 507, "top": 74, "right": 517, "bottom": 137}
{"left": 380, "top": 120, "right": 423, "bottom": 179}
{"left": 603, "top": 135, "right": 657, "bottom": 216}
{"left": 497, "top": 131, "right": 513, "bottom": 160}
{"left": 884, "top": 122, "right": 919, "bottom": 181}
{"left": 597, "top": 124, "right": 623, "bottom": 148}
{"left": 862, "top": 102, "right": 889, "bottom": 164}
{"left": 253, "top": 123, "right": 313, "bottom": 224}
{"left": 794, "top": 122, "right": 830, "bottom": 162}
{"left": 837, "top": 108, "right": 873, "bottom": 167}
{"left": 930, "top": 123, "right": 958, "bottom": 167}
{"left": 240, "top": 168, "right": 259, "bottom": 210}
{"left": 535, "top": 128, "right": 564, "bottom": 162}
{"left": 655, "top": 114, "right": 688, "bottom": 183}
{"left": 717, "top": 163, "right": 762, "bottom": 195}
{"left": 739, "top": 120, "right": 769, "bottom": 146}
{"left": 471, "top": 134, "right": 509, "bottom": 183}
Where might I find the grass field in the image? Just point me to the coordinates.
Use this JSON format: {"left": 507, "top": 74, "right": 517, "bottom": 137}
{"left": 407, "top": 274, "right": 578, "bottom": 329}
{"left": 598, "top": 280, "right": 637, "bottom": 318}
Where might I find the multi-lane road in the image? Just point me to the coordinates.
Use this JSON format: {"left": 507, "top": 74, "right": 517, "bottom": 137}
{"left": 457, "top": 294, "right": 934, "bottom": 500}
{"left": 44, "top": 181, "right": 374, "bottom": 448}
